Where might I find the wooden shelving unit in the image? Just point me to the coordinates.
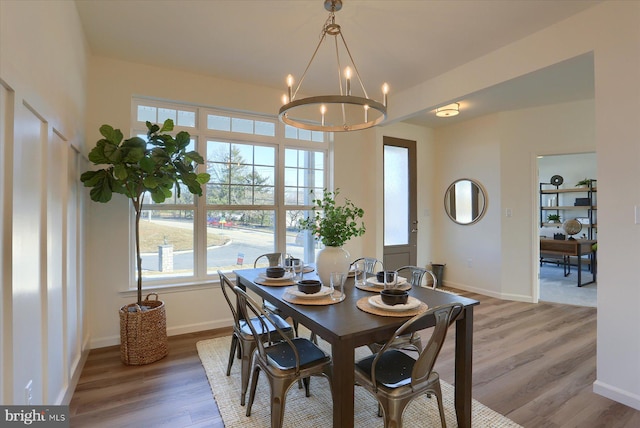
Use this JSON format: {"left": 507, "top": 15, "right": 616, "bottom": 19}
{"left": 540, "top": 180, "right": 597, "bottom": 239}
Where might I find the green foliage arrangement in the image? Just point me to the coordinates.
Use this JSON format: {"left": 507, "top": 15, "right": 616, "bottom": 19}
{"left": 575, "top": 178, "right": 594, "bottom": 187}
{"left": 298, "top": 188, "right": 365, "bottom": 247}
{"left": 81, "top": 119, "right": 210, "bottom": 304}
{"left": 547, "top": 214, "right": 561, "bottom": 223}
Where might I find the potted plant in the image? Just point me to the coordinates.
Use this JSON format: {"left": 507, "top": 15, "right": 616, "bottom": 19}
{"left": 81, "top": 119, "right": 210, "bottom": 364}
{"left": 298, "top": 188, "right": 365, "bottom": 285}
{"left": 575, "top": 178, "right": 594, "bottom": 188}
{"left": 547, "top": 214, "right": 561, "bottom": 223}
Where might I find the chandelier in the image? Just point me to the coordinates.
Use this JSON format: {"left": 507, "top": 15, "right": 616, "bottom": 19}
{"left": 278, "top": 0, "right": 388, "bottom": 132}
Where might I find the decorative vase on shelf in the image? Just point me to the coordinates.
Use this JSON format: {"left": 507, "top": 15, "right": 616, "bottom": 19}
{"left": 315, "top": 245, "right": 351, "bottom": 286}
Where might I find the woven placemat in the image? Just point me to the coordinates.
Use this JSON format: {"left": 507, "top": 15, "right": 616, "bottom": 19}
{"left": 356, "top": 296, "right": 428, "bottom": 317}
{"left": 253, "top": 277, "right": 296, "bottom": 287}
{"left": 356, "top": 282, "right": 412, "bottom": 292}
{"left": 283, "top": 286, "right": 345, "bottom": 305}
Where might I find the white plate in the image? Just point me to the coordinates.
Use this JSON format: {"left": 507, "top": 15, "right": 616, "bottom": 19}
{"left": 368, "top": 295, "right": 421, "bottom": 312}
{"left": 365, "top": 276, "right": 407, "bottom": 288}
{"left": 258, "top": 271, "right": 295, "bottom": 281}
{"left": 286, "top": 286, "right": 332, "bottom": 299}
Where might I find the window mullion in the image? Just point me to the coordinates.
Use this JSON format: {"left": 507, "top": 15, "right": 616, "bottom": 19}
{"left": 132, "top": 97, "right": 329, "bottom": 285}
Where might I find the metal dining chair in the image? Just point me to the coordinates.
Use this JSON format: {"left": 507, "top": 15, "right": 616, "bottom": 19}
{"left": 218, "top": 271, "right": 294, "bottom": 406}
{"left": 367, "top": 266, "right": 438, "bottom": 354}
{"left": 397, "top": 265, "right": 437, "bottom": 289}
{"left": 234, "top": 285, "right": 333, "bottom": 428}
{"left": 355, "top": 302, "right": 464, "bottom": 428}
{"left": 253, "top": 252, "right": 287, "bottom": 268}
{"left": 350, "top": 257, "right": 384, "bottom": 277}
{"left": 253, "top": 252, "right": 301, "bottom": 336}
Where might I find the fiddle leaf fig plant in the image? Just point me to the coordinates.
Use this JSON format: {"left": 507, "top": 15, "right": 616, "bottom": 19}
{"left": 81, "top": 119, "right": 210, "bottom": 304}
{"left": 298, "top": 188, "right": 365, "bottom": 247}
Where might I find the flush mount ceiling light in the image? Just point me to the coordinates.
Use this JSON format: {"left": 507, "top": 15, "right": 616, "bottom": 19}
{"left": 278, "top": 0, "right": 388, "bottom": 132}
{"left": 435, "top": 103, "right": 460, "bottom": 117}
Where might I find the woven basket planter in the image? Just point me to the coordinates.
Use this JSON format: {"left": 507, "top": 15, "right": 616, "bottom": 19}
{"left": 119, "top": 293, "right": 168, "bottom": 365}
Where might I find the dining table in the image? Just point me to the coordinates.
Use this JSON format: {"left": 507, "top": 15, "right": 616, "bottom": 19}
{"left": 234, "top": 267, "right": 480, "bottom": 428}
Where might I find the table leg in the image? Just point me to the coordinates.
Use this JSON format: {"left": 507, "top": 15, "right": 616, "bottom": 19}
{"left": 455, "top": 306, "right": 474, "bottom": 428}
{"left": 331, "top": 338, "right": 356, "bottom": 427}
{"left": 577, "top": 247, "right": 583, "bottom": 287}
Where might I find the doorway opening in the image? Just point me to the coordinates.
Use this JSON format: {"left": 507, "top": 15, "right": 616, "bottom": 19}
{"left": 537, "top": 152, "right": 597, "bottom": 307}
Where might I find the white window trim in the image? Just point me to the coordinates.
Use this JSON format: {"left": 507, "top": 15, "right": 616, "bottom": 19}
{"left": 129, "top": 97, "right": 330, "bottom": 290}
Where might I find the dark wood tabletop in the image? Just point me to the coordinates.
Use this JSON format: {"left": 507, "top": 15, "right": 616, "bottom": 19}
{"left": 234, "top": 267, "right": 479, "bottom": 428}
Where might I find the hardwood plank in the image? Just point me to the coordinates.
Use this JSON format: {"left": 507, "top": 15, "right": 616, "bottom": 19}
{"left": 70, "top": 294, "right": 640, "bottom": 428}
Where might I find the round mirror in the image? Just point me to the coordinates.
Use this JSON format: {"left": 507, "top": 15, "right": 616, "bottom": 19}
{"left": 444, "top": 179, "right": 487, "bottom": 225}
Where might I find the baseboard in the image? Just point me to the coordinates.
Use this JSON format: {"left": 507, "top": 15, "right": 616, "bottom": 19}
{"left": 593, "top": 380, "right": 640, "bottom": 411}
{"left": 60, "top": 335, "right": 91, "bottom": 405}
{"left": 444, "top": 281, "right": 535, "bottom": 303}
{"left": 89, "top": 319, "right": 233, "bottom": 349}
{"left": 166, "top": 320, "right": 231, "bottom": 337}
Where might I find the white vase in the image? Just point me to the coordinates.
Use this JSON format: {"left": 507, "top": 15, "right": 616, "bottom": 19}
{"left": 315, "top": 245, "right": 351, "bottom": 286}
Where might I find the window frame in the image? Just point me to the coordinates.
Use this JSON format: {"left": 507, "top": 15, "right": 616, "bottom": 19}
{"left": 130, "top": 98, "right": 330, "bottom": 289}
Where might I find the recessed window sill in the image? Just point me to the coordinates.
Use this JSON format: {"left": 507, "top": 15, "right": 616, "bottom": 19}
{"left": 117, "top": 277, "right": 234, "bottom": 299}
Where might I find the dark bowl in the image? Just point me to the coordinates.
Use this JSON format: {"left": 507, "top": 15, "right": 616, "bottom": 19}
{"left": 380, "top": 289, "right": 409, "bottom": 306}
{"left": 297, "top": 279, "right": 322, "bottom": 294}
{"left": 266, "top": 267, "right": 286, "bottom": 278}
{"left": 376, "top": 270, "right": 396, "bottom": 283}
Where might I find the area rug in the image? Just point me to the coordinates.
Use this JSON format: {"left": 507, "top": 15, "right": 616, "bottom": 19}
{"left": 197, "top": 331, "right": 521, "bottom": 428}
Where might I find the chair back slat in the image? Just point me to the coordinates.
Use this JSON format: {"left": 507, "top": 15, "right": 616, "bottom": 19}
{"left": 411, "top": 303, "right": 463, "bottom": 386}
{"left": 351, "top": 257, "right": 384, "bottom": 274}
{"left": 396, "top": 265, "right": 437, "bottom": 288}
{"left": 218, "top": 271, "right": 241, "bottom": 331}
{"left": 254, "top": 252, "right": 288, "bottom": 268}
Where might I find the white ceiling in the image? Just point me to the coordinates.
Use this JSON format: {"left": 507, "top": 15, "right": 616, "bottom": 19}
{"left": 74, "top": 0, "right": 598, "bottom": 128}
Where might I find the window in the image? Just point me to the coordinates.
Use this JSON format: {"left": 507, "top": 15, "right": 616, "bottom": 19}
{"left": 132, "top": 98, "right": 329, "bottom": 286}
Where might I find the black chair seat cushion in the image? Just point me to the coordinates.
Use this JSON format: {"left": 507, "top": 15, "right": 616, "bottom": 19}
{"left": 355, "top": 349, "right": 416, "bottom": 388}
{"left": 240, "top": 314, "right": 292, "bottom": 337}
{"left": 266, "top": 337, "right": 329, "bottom": 370}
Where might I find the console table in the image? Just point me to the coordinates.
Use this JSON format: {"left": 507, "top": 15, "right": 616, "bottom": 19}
{"left": 540, "top": 238, "right": 597, "bottom": 287}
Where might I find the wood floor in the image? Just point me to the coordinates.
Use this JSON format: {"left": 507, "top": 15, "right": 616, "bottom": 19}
{"left": 69, "top": 291, "right": 640, "bottom": 428}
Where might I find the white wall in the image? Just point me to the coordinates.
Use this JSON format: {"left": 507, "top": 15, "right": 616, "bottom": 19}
{"left": 589, "top": 2, "right": 640, "bottom": 409}
{"left": 0, "top": 0, "right": 88, "bottom": 405}
{"left": 433, "top": 114, "right": 502, "bottom": 296}
{"left": 500, "top": 100, "right": 596, "bottom": 301}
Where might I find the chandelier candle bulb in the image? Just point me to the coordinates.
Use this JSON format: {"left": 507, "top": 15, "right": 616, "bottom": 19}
{"left": 345, "top": 67, "right": 352, "bottom": 95}
{"left": 321, "top": 104, "right": 326, "bottom": 126}
{"left": 286, "top": 74, "right": 294, "bottom": 101}
{"left": 364, "top": 104, "right": 369, "bottom": 122}
{"left": 382, "top": 83, "right": 389, "bottom": 106}
{"left": 281, "top": 94, "right": 288, "bottom": 105}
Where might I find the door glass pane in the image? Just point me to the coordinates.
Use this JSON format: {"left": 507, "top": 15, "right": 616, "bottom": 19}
{"left": 384, "top": 145, "right": 409, "bottom": 245}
